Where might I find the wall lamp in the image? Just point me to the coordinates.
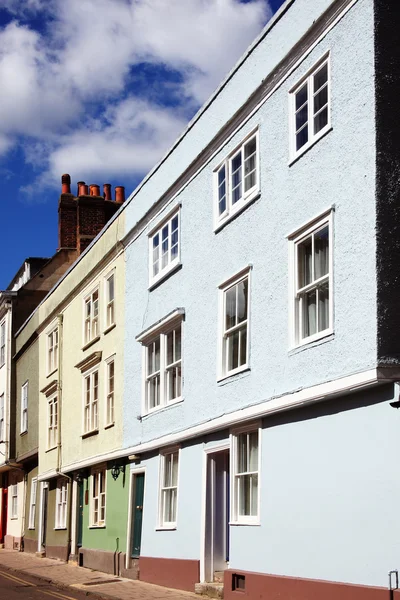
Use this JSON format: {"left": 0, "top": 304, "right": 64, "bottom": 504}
{"left": 111, "top": 463, "right": 125, "bottom": 481}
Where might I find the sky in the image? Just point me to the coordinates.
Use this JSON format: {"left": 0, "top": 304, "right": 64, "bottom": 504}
{"left": 0, "top": 0, "right": 285, "bottom": 289}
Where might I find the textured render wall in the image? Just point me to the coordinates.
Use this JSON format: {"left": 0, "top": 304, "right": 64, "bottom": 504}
{"left": 123, "top": 0, "right": 376, "bottom": 449}
{"left": 230, "top": 386, "right": 400, "bottom": 588}
{"left": 124, "top": 0, "right": 338, "bottom": 235}
{"left": 15, "top": 338, "right": 39, "bottom": 460}
{"left": 0, "top": 311, "right": 11, "bottom": 464}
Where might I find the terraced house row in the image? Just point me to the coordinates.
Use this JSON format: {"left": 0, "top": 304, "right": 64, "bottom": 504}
{"left": 1, "top": 1, "right": 400, "bottom": 599}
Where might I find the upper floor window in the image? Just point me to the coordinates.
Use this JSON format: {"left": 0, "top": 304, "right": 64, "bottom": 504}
{"left": 214, "top": 131, "right": 259, "bottom": 229}
{"left": 290, "top": 55, "right": 330, "bottom": 160}
{"left": 105, "top": 272, "right": 115, "bottom": 329}
{"left": 0, "top": 393, "right": 4, "bottom": 442}
{"left": 290, "top": 211, "right": 333, "bottom": 346}
{"left": 48, "top": 328, "right": 59, "bottom": 374}
{"left": 48, "top": 394, "right": 58, "bottom": 450}
{"left": 83, "top": 369, "right": 99, "bottom": 434}
{"left": 21, "top": 381, "right": 28, "bottom": 433}
{"left": 84, "top": 289, "right": 99, "bottom": 345}
{"left": 232, "top": 426, "right": 260, "bottom": 524}
{"left": 105, "top": 357, "right": 115, "bottom": 427}
{"left": 139, "top": 313, "right": 183, "bottom": 415}
{"left": 91, "top": 468, "right": 106, "bottom": 527}
{"left": 0, "top": 321, "right": 5, "bottom": 367}
{"left": 55, "top": 479, "right": 68, "bottom": 529}
{"left": 219, "top": 269, "right": 250, "bottom": 380}
{"left": 159, "top": 449, "right": 179, "bottom": 528}
{"left": 149, "top": 209, "right": 180, "bottom": 287}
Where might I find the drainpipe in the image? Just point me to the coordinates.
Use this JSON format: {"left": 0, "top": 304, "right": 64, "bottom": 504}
{"left": 56, "top": 314, "right": 63, "bottom": 474}
{"left": 20, "top": 472, "right": 27, "bottom": 551}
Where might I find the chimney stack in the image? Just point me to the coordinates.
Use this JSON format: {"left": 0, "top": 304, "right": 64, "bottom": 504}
{"left": 61, "top": 174, "right": 71, "bottom": 194}
{"left": 90, "top": 184, "right": 100, "bottom": 196}
{"left": 115, "top": 186, "right": 125, "bottom": 204}
{"left": 103, "top": 183, "right": 112, "bottom": 201}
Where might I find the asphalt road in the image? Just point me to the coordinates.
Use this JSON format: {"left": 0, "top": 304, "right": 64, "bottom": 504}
{"left": 0, "top": 565, "right": 106, "bottom": 600}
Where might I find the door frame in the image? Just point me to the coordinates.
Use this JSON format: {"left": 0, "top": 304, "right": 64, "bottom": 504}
{"left": 125, "top": 466, "right": 146, "bottom": 570}
{"left": 37, "top": 481, "right": 49, "bottom": 553}
{"left": 200, "top": 442, "right": 230, "bottom": 583}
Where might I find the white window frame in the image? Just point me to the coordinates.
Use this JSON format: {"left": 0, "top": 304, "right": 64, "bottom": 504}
{"left": 83, "top": 287, "right": 99, "bottom": 345}
{"left": 0, "top": 393, "right": 4, "bottom": 442}
{"left": 21, "top": 381, "right": 28, "bottom": 433}
{"left": 289, "top": 210, "right": 333, "bottom": 347}
{"left": 47, "top": 327, "right": 59, "bottom": 374}
{"left": 139, "top": 313, "right": 183, "bottom": 415}
{"left": 148, "top": 207, "right": 180, "bottom": 287}
{"left": 10, "top": 482, "right": 18, "bottom": 519}
{"left": 47, "top": 393, "right": 58, "bottom": 450}
{"left": 28, "top": 477, "right": 37, "bottom": 529}
{"left": 82, "top": 366, "right": 99, "bottom": 435}
{"left": 55, "top": 479, "right": 68, "bottom": 529}
{"left": 289, "top": 53, "right": 331, "bottom": 162}
{"left": 231, "top": 423, "right": 261, "bottom": 525}
{"left": 218, "top": 267, "right": 251, "bottom": 381}
{"left": 104, "top": 271, "right": 116, "bottom": 329}
{"left": 0, "top": 320, "right": 5, "bottom": 367}
{"left": 105, "top": 356, "right": 115, "bottom": 427}
{"left": 158, "top": 448, "right": 180, "bottom": 529}
{"left": 213, "top": 130, "right": 259, "bottom": 231}
{"left": 90, "top": 468, "right": 106, "bottom": 527}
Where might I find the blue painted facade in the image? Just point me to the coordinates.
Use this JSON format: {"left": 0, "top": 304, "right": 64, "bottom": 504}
{"left": 121, "top": 0, "right": 400, "bottom": 594}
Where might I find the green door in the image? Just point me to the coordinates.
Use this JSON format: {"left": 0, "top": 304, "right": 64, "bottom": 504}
{"left": 131, "top": 473, "right": 145, "bottom": 558}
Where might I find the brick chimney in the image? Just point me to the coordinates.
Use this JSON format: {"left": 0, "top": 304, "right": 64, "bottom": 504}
{"left": 58, "top": 174, "right": 124, "bottom": 255}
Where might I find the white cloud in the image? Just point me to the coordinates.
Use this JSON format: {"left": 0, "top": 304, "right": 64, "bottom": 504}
{"left": 0, "top": 0, "right": 271, "bottom": 192}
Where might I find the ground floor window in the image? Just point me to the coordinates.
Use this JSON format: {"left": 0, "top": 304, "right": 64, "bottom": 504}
{"left": 55, "top": 479, "right": 68, "bottom": 529}
{"left": 91, "top": 468, "right": 106, "bottom": 527}
{"left": 28, "top": 478, "right": 37, "bottom": 529}
{"left": 232, "top": 426, "right": 260, "bottom": 523}
{"left": 159, "top": 450, "right": 179, "bottom": 528}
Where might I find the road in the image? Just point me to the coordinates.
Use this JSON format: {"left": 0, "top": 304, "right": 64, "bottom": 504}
{"left": 0, "top": 565, "right": 106, "bottom": 600}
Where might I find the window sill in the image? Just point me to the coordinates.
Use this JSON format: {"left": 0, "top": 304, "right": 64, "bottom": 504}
{"left": 54, "top": 527, "right": 67, "bottom": 531}
{"left": 289, "top": 330, "right": 334, "bottom": 354}
{"left": 82, "top": 429, "right": 99, "bottom": 439}
{"left": 47, "top": 368, "right": 58, "bottom": 379}
{"left": 141, "top": 397, "right": 184, "bottom": 420}
{"left": 217, "top": 366, "right": 251, "bottom": 385}
{"left": 155, "top": 526, "right": 177, "bottom": 531}
{"left": 104, "top": 422, "right": 115, "bottom": 430}
{"left": 103, "top": 323, "right": 116, "bottom": 336}
{"left": 288, "top": 126, "right": 332, "bottom": 166}
{"left": 229, "top": 520, "right": 260, "bottom": 526}
{"left": 214, "top": 192, "right": 260, "bottom": 234}
{"left": 27, "top": 527, "right": 35, "bottom": 531}
{"left": 20, "top": 430, "right": 28, "bottom": 437}
{"left": 82, "top": 336, "right": 100, "bottom": 352}
{"left": 148, "top": 262, "right": 182, "bottom": 291}
{"left": 89, "top": 525, "right": 106, "bottom": 529}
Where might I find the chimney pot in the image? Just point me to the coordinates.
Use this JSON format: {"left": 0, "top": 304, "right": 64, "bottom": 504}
{"left": 77, "top": 181, "right": 86, "bottom": 196}
{"left": 115, "top": 186, "right": 125, "bottom": 204}
{"left": 103, "top": 183, "right": 112, "bottom": 201}
{"left": 61, "top": 174, "right": 71, "bottom": 194}
{"left": 90, "top": 184, "right": 100, "bottom": 196}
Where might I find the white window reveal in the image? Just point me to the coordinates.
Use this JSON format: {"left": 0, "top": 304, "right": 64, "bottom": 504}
{"left": 91, "top": 469, "right": 106, "bottom": 527}
{"left": 48, "top": 395, "right": 58, "bottom": 450}
{"left": 159, "top": 450, "right": 179, "bottom": 528}
{"left": 105, "top": 359, "right": 115, "bottom": 426}
{"left": 105, "top": 273, "right": 115, "bottom": 328}
{"left": 21, "top": 381, "right": 28, "bottom": 433}
{"left": 84, "top": 289, "right": 99, "bottom": 345}
{"left": 28, "top": 478, "right": 37, "bottom": 529}
{"left": 143, "top": 320, "right": 182, "bottom": 414}
{"left": 215, "top": 132, "right": 259, "bottom": 228}
{"left": 291, "top": 212, "right": 332, "bottom": 346}
{"left": 48, "top": 328, "right": 59, "bottom": 374}
{"left": 0, "top": 393, "right": 4, "bottom": 442}
{"left": 0, "top": 321, "right": 5, "bottom": 367}
{"left": 290, "top": 55, "right": 330, "bottom": 159}
{"left": 84, "top": 370, "right": 99, "bottom": 434}
{"left": 55, "top": 480, "right": 68, "bottom": 529}
{"left": 233, "top": 428, "right": 260, "bottom": 523}
{"left": 149, "top": 210, "right": 180, "bottom": 286}
{"left": 220, "top": 271, "right": 250, "bottom": 379}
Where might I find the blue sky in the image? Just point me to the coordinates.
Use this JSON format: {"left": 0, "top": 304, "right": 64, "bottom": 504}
{"left": 0, "top": 0, "right": 285, "bottom": 289}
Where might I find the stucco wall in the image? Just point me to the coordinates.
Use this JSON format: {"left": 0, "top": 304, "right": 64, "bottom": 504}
{"left": 123, "top": 0, "right": 376, "bottom": 449}
{"left": 15, "top": 338, "right": 39, "bottom": 460}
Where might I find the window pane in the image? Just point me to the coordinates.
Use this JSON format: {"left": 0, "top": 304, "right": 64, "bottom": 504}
{"left": 298, "top": 238, "right": 312, "bottom": 288}
{"left": 237, "top": 279, "right": 248, "bottom": 323}
{"left": 244, "top": 138, "right": 257, "bottom": 192}
{"left": 227, "top": 330, "right": 239, "bottom": 371}
{"left": 239, "top": 327, "right": 247, "bottom": 367}
{"left": 167, "top": 331, "right": 174, "bottom": 365}
{"left": 314, "top": 85, "right": 328, "bottom": 114}
{"left": 237, "top": 433, "right": 248, "bottom": 474}
{"left": 318, "top": 283, "right": 329, "bottom": 332}
{"left": 149, "top": 374, "right": 160, "bottom": 408}
{"left": 218, "top": 166, "right": 226, "bottom": 215}
{"left": 175, "top": 326, "right": 181, "bottom": 361}
{"left": 108, "top": 275, "right": 115, "bottom": 301}
{"left": 171, "top": 216, "right": 179, "bottom": 261}
{"left": 314, "top": 63, "right": 328, "bottom": 92}
{"left": 303, "top": 289, "right": 316, "bottom": 338}
{"left": 231, "top": 152, "right": 242, "bottom": 204}
{"left": 162, "top": 225, "right": 169, "bottom": 269}
{"left": 295, "top": 105, "right": 308, "bottom": 132}
{"left": 296, "top": 127, "right": 308, "bottom": 150}
{"left": 295, "top": 83, "right": 307, "bottom": 110}
{"left": 249, "top": 431, "right": 258, "bottom": 470}
{"left": 225, "top": 286, "right": 237, "bottom": 330}
{"left": 171, "top": 452, "right": 179, "bottom": 486}
{"left": 153, "top": 234, "right": 159, "bottom": 276}
{"left": 314, "top": 226, "right": 329, "bottom": 279}
{"left": 314, "top": 106, "right": 328, "bottom": 134}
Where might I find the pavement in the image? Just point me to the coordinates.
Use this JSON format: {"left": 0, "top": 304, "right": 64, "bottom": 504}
{"left": 0, "top": 549, "right": 201, "bottom": 600}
